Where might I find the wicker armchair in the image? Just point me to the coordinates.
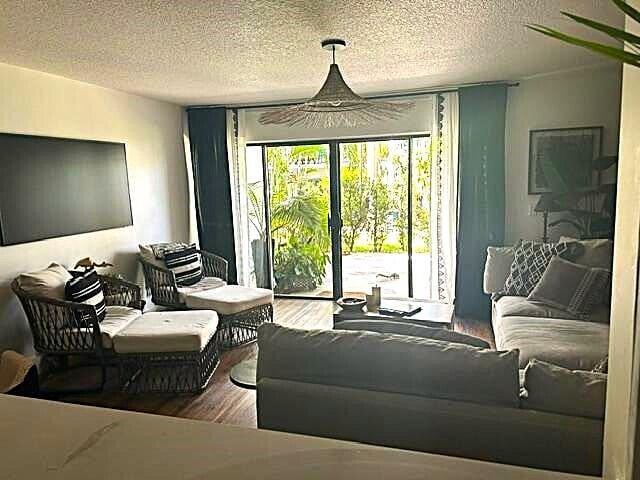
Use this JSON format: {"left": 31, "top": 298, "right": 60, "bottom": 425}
{"left": 140, "top": 250, "right": 228, "bottom": 308}
{"left": 11, "top": 275, "right": 142, "bottom": 393}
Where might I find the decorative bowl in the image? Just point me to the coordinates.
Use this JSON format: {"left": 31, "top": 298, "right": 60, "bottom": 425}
{"left": 337, "top": 297, "right": 366, "bottom": 312}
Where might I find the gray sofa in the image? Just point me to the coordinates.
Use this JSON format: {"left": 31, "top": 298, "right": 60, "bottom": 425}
{"left": 484, "top": 238, "right": 612, "bottom": 370}
{"left": 257, "top": 323, "right": 604, "bottom": 476}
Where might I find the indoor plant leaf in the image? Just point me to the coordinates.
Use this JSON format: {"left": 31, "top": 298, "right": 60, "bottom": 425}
{"left": 560, "top": 12, "right": 640, "bottom": 47}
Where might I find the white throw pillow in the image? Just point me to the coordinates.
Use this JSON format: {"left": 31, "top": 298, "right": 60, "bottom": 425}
{"left": 483, "top": 246, "right": 514, "bottom": 294}
{"left": 18, "top": 263, "right": 72, "bottom": 300}
{"left": 138, "top": 244, "right": 165, "bottom": 268}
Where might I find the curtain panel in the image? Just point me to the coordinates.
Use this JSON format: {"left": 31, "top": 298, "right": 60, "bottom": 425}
{"left": 454, "top": 85, "right": 508, "bottom": 320}
{"left": 186, "top": 107, "right": 238, "bottom": 283}
{"left": 429, "top": 92, "right": 459, "bottom": 303}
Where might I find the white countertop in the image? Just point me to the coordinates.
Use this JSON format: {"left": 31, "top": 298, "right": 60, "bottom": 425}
{"left": 0, "top": 395, "right": 594, "bottom": 479}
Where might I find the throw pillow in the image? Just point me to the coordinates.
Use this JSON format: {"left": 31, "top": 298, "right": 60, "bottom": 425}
{"left": 502, "top": 240, "right": 575, "bottom": 297}
{"left": 527, "top": 256, "right": 611, "bottom": 318}
{"left": 522, "top": 359, "right": 607, "bottom": 419}
{"left": 18, "top": 263, "right": 73, "bottom": 300}
{"left": 164, "top": 244, "right": 202, "bottom": 286}
{"left": 65, "top": 268, "right": 107, "bottom": 321}
{"left": 483, "top": 246, "right": 515, "bottom": 294}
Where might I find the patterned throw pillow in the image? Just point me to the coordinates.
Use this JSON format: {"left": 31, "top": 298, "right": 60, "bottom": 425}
{"left": 65, "top": 268, "right": 107, "bottom": 321}
{"left": 527, "top": 256, "right": 611, "bottom": 318}
{"left": 502, "top": 240, "right": 573, "bottom": 297}
{"left": 164, "top": 244, "right": 202, "bottom": 286}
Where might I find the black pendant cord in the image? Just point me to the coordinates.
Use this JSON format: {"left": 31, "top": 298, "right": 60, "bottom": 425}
{"left": 332, "top": 45, "right": 336, "bottom": 65}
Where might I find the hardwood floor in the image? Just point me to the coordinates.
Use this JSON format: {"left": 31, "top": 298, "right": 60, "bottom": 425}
{"left": 61, "top": 299, "right": 494, "bottom": 428}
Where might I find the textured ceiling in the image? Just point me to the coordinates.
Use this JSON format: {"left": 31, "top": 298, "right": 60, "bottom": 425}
{"left": 0, "top": 1, "right": 624, "bottom": 106}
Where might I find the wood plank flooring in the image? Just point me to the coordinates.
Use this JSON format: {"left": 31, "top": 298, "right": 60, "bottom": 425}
{"left": 61, "top": 299, "right": 494, "bottom": 428}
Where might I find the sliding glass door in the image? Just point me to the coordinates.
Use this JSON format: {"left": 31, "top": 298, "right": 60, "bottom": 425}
{"left": 247, "top": 135, "right": 432, "bottom": 300}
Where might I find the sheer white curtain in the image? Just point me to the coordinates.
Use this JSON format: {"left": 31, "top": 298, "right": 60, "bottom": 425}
{"left": 429, "top": 92, "right": 459, "bottom": 303}
{"left": 226, "top": 109, "right": 251, "bottom": 286}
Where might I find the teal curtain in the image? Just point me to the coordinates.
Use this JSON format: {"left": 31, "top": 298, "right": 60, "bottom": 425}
{"left": 454, "top": 85, "right": 508, "bottom": 320}
{"left": 187, "top": 107, "right": 237, "bottom": 283}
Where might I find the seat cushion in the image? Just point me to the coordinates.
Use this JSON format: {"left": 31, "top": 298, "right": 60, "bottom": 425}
{"left": 62, "top": 306, "right": 142, "bottom": 349}
{"left": 493, "top": 315, "right": 609, "bottom": 370}
{"left": 112, "top": 310, "right": 218, "bottom": 354}
{"left": 185, "top": 285, "right": 273, "bottom": 315}
{"left": 177, "top": 277, "right": 227, "bottom": 303}
{"left": 495, "top": 296, "right": 610, "bottom": 323}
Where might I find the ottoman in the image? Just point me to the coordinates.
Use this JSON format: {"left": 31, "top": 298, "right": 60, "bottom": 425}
{"left": 185, "top": 285, "right": 274, "bottom": 349}
{"left": 113, "top": 310, "right": 220, "bottom": 393}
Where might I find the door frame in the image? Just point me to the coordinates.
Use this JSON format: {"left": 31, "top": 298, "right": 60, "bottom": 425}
{"left": 250, "top": 134, "right": 431, "bottom": 301}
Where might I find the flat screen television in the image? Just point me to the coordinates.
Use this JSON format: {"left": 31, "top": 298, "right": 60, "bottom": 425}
{"left": 0, "top": 133, "right": 133, "bottom": 245}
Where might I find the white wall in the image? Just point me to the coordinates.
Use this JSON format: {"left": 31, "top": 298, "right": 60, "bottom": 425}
{"left": 0, "top": 63, "right": 188, "bottom": 354}
{"left": 504, "top": 64, "right": 622, "bottom": 244}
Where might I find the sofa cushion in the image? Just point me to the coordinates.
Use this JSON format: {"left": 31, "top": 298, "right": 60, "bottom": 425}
{"left": 483, "top": 246, "right": 514, "bottom": 294}
{"left": 333, "top": 320, "right": 490, "bottom": 349}
{"left": 258, "top": 323, "right": 520, "bottom": 407}
{"left": 18, "top": 263, "right": 72, "bottom": 300}
{"left": 185, "top": 285, "right": 273, "bottom": 315}
{"left": 177, "top": 277, "right": 227, "bottom": 303}
{"left": 112, "top": 310, "right": 218, "bottom": 353}
{"left": 503, "top": 240, "right": 575, "bottom": 297}
{"left": 62, "top": 305, "right": 142, "bottom": 349}
{"left": 528, "top": 256, "right": 611, "bottom": 318}
{"left": 559, "top": 237, "right": 613, "bottom": 270}
{"left": 522, "top": 359, "right": 607, "bottom": 419}
{"left": 494, "top": 296, "right": 610, "bottom": 323}
{"left": 492, "top": 315, "right": 609, "bottom": 370}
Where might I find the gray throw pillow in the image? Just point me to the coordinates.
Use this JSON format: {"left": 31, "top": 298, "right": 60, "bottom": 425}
{"left": 528, "top": 256, "right": 611, "bottom": 318}
{"left": 502, "top": 240, "right": 577, "bottom": 297}
{"left": 333, "top": 320, "right": 490, "bottom": 349}
{"left": 522, "top": 359, "right": 607, "bottom": 419}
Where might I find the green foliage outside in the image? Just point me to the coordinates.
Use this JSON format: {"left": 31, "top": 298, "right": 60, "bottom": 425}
{"left": 264, "top": 139, "right": 433, "bottom": 293}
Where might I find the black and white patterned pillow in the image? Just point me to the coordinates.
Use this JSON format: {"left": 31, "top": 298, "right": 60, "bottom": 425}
{"left": 65, "top": 268, "right": 106, "bottom": 321}
{"left": 502, "top": 240, "right": 573, "bottom": 297}
{"left": 164, "top": 244, "right": 202, "bottom": 286}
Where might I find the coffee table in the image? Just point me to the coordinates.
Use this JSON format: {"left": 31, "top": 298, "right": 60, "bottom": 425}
{"left": 333, "top": 299, "right": 453, "bottom": 329}
{"left": 230, "top": 358, "right": 257, "bottom": 389}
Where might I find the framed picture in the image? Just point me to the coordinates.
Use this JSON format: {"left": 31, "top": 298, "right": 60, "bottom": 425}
{"left": 528, "top": 126, "right": 603, "bottom": 194}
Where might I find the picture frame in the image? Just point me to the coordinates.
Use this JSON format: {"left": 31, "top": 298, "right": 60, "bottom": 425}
{"left": 528, "top": 126, "right": 603, "bottom": 194}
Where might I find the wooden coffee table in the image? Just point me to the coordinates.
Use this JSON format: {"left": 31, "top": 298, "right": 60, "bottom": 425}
{"left": 333, "top": 299, "right": 453, "bottom": 329}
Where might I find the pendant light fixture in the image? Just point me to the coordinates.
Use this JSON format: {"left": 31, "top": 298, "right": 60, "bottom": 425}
{"left": 259, "top": 39, "right": 414, "bottom": 128}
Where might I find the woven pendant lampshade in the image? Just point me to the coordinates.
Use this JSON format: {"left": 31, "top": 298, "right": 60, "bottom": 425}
{"left": 259, "top": 39, "right": 414, "bottom": 129}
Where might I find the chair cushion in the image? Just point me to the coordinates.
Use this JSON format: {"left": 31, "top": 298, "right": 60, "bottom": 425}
{"left": 258, "top": 324, "right": 520, "bottom": 408}
{"left": 522, "top": 359, "right": 607, "bottom": 419}
{"left": 62, "top": 306, "right": 142, "bottom": 349}
{"left": 164, "top": 244, "right": 202, "bottom": 286}
{"left": 333, "top": 320, "right": 490, "bottom": 349}
{"left": 112, "top": 310, "right": 218, "bottom": 353}
{"left": 185, "top": 285, "right": 273, "bottom": 315}
{"left": 177, "top": 277, "right": 227, "bottom": 303}
{"left": 492, "top": 314, "right": 609, "bottom": 370}
{"left": 494, "top": 296, "right": 610, "bottom": 323}
{"left": 18, "top": 263, "right": 72, "bottom": 300}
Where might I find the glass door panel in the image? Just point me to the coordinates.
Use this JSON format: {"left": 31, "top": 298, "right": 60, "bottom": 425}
{"left": 410, "top": 137, "right": 433, "bottom": 299}
{"left": 339, "top": 140, "right": 409, "bottom": 298}
{"left": 266, "top": 144, "right": 333, "bottom": 298}
{"left": 245, "top": 145, "right": 270, "bottom": 288}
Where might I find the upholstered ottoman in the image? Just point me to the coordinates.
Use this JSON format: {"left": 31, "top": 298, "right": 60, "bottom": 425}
{"left": 113, "top": 310, "right": 220, "bottom": 393}
{"left": 184, "top": 285, "right": 274, "bottom": 349}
